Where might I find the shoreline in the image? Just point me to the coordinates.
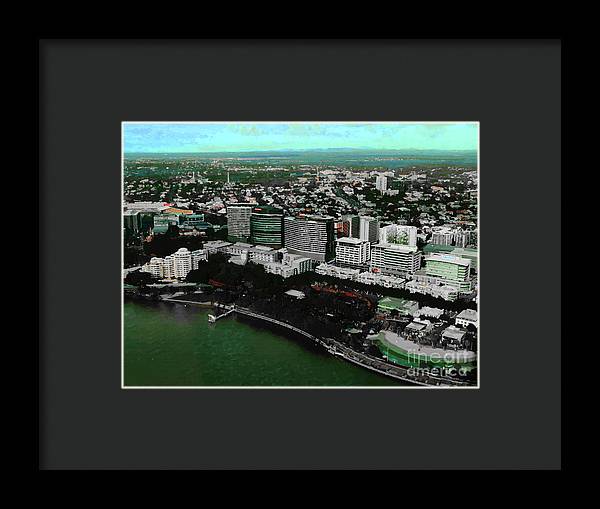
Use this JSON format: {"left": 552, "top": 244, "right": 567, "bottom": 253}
{"left": 151, "top": 296, "right": 473, "bottom": 387}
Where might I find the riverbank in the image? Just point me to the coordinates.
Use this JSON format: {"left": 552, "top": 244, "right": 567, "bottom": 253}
{"left": 123, "top": 299, "right": 411, "bottom": 387}
{"left": 155, "top": 296, "right": 473, "bottom": 387}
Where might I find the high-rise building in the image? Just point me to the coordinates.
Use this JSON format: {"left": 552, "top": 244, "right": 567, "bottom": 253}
{"left": 226, "top": 204, "right": 253, "bottom": 242}
{"left": 250, "top": 205, "right": 283, "bottom": 247}
{"left": 359, "top": 216, "right": 379, "bottom": 243}
{"left": 430, "top": 226, "right": 473, "bottom": 248}
{"left": 140, "top": 257, "right": 165, "bottom": 278}
{"left": 375, "top": 175, "right": 388, "bottom": 192}
{"left": 335, "top": 237, "right": 370, "bottom": 266}
{"left": 334, "top": 220, "right": 348, "bottom": 238}
{"left": 284, "top": 215, "right": 335, "bottom": 262}
{"left": 430, "top": 226, "right": 455, "bottom": 246}
{"left": 342, "top": 215, "right": 360, "bottom": 238}
{"left": 140, "top": 247, "right": 206, "bottom": 279}
{"left": 370, "top": 243, "right": 421, "bottom": 275}
{"left": 171, "top": 247, "right": 193, "bottom": 279}
{"left": 123, "top": 210, "right": 141, "bottom": 233}
{"left": 453, "top": 228, "right": 471, "bottom": 248}
{"left": 379, "top": 224, "right": 418, "bottom": 247}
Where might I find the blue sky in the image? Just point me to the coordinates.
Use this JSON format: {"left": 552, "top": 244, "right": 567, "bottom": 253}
{"left": 123, "top": 122, "right": 478, "bottom": 153}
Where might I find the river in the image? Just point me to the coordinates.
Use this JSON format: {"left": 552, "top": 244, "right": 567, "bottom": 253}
{"left": 124, "top": 300, "right": 410, "bottom": 387}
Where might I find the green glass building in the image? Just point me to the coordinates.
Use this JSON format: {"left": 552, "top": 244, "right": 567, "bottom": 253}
{"left": 250, "top": 206, "right": 284, "bottom": 247}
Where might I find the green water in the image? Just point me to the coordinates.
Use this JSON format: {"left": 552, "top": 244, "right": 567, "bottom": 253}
{"left": 124, "top": 300, "right": 408, "bottom": 387}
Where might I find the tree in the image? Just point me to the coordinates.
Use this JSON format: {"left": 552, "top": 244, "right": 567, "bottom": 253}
{"left": 124, "top": 269, "right": 154, "bottom": 287}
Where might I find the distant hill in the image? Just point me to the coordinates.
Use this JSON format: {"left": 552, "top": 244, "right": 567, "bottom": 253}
{"left": 124, "top": 148, "right": 477, "bottom": 169}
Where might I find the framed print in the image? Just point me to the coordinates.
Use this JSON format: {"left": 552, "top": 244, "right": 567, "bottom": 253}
{"left": 39, "top": 39, "right": 562, "bottom": 470}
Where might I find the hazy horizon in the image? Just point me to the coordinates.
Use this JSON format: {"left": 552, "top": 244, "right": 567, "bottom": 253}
{"left": 124, "top": 122, "right": 479, "bottom": 154}
{"left": 124, "top": 147, "right": 477, "bottom": 155}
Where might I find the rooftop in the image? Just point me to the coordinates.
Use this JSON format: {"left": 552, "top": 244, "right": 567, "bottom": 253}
{"left": 378, "top": 296, "right": 419, "bottom": 311}
{"left": 457, "top": 309, "right": 478, "bottom": 320}
{"left": 405, "top": 322, "right": 427, "bottom": 331}
{"left": 425, "top": 253, "right": 471, "bottom": 267}
{"left": 442, "top": 326, "right": 466, "bottom": 341}
{"left": 336, "top": 237, "right": 368, "bottom": 245}
{"left": 374, "top": 242, "right": 418, "bottom": 253}
{"left": 285, "top": 289, "right": 306, "bottom": 299}
{"left": 417, "top": 306, "right": 445, "bottom": 317}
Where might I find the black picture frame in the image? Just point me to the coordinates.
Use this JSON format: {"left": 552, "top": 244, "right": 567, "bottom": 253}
{"left": 38, "top": 38, "right": 563, "bottom": 470}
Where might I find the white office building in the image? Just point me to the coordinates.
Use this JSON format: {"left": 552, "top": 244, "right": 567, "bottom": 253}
{"left": 335, "top": 237, "right": 370, "bottom": 266}
{"left": 225, "top": 242, "right": 279, "bottom": 263}
{"left": 370, "top": 243, "right": 421, "bottom": 275}
{"left": 263, "top": 253, "right": 313, "bottom": 278}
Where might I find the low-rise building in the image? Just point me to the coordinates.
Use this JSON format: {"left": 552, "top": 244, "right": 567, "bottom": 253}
{"left": 225, "top": 242, "right": 279, "bottom": 263}
{"left": 315, "top": 263, "right": 360, "bottom": 280}
{"left": 413, "top": 306, "right": 445, "bottom": 319}
{"left": 124, "top": 201, "right": 171, "bottom": 214}
{"left": 405, "top": 280, "right": 459, "bottom": 302}
{"left": 403, "top": 318, "right": 432, "bottom": 337}
{"left": 203, "top": 240, "right": 232, "bottom": 254}
{"left": 441, "top": 325, "right": 467, "bottom": 348}
{"left": 356, "top": 271, "right": 405, "bottom": 289}
{"left": 455, "top": 309, "right": 478, "bottom": 328}
{"left": 377, "top": 297, "right": 419, "bottom": 316}
{"left": 262, "top": 252, "right": 313, "bottom": 279}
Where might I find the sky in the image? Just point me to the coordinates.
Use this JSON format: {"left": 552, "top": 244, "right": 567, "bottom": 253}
{"left": 123, "top": 122, "right": 478, "bottom": 153}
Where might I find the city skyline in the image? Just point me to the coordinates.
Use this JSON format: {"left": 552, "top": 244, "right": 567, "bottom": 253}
{"left": 124, "top": 122, "right": 479, "bottom": 154}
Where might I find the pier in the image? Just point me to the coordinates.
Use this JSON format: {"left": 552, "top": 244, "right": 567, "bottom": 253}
{"left": 208, "top": 305, "right": 236, "bottom": 323}
{"left": 160, "top": 298, "right": 471, "bottom": 387}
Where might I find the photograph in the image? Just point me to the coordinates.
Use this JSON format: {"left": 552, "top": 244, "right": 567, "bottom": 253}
{"left": 122, "top": 122, "right": 480, "bottom": 388}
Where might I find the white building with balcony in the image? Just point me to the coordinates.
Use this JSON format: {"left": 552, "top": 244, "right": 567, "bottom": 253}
{"left": 335, "top": 237, "right": 370, "bottom": 266}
